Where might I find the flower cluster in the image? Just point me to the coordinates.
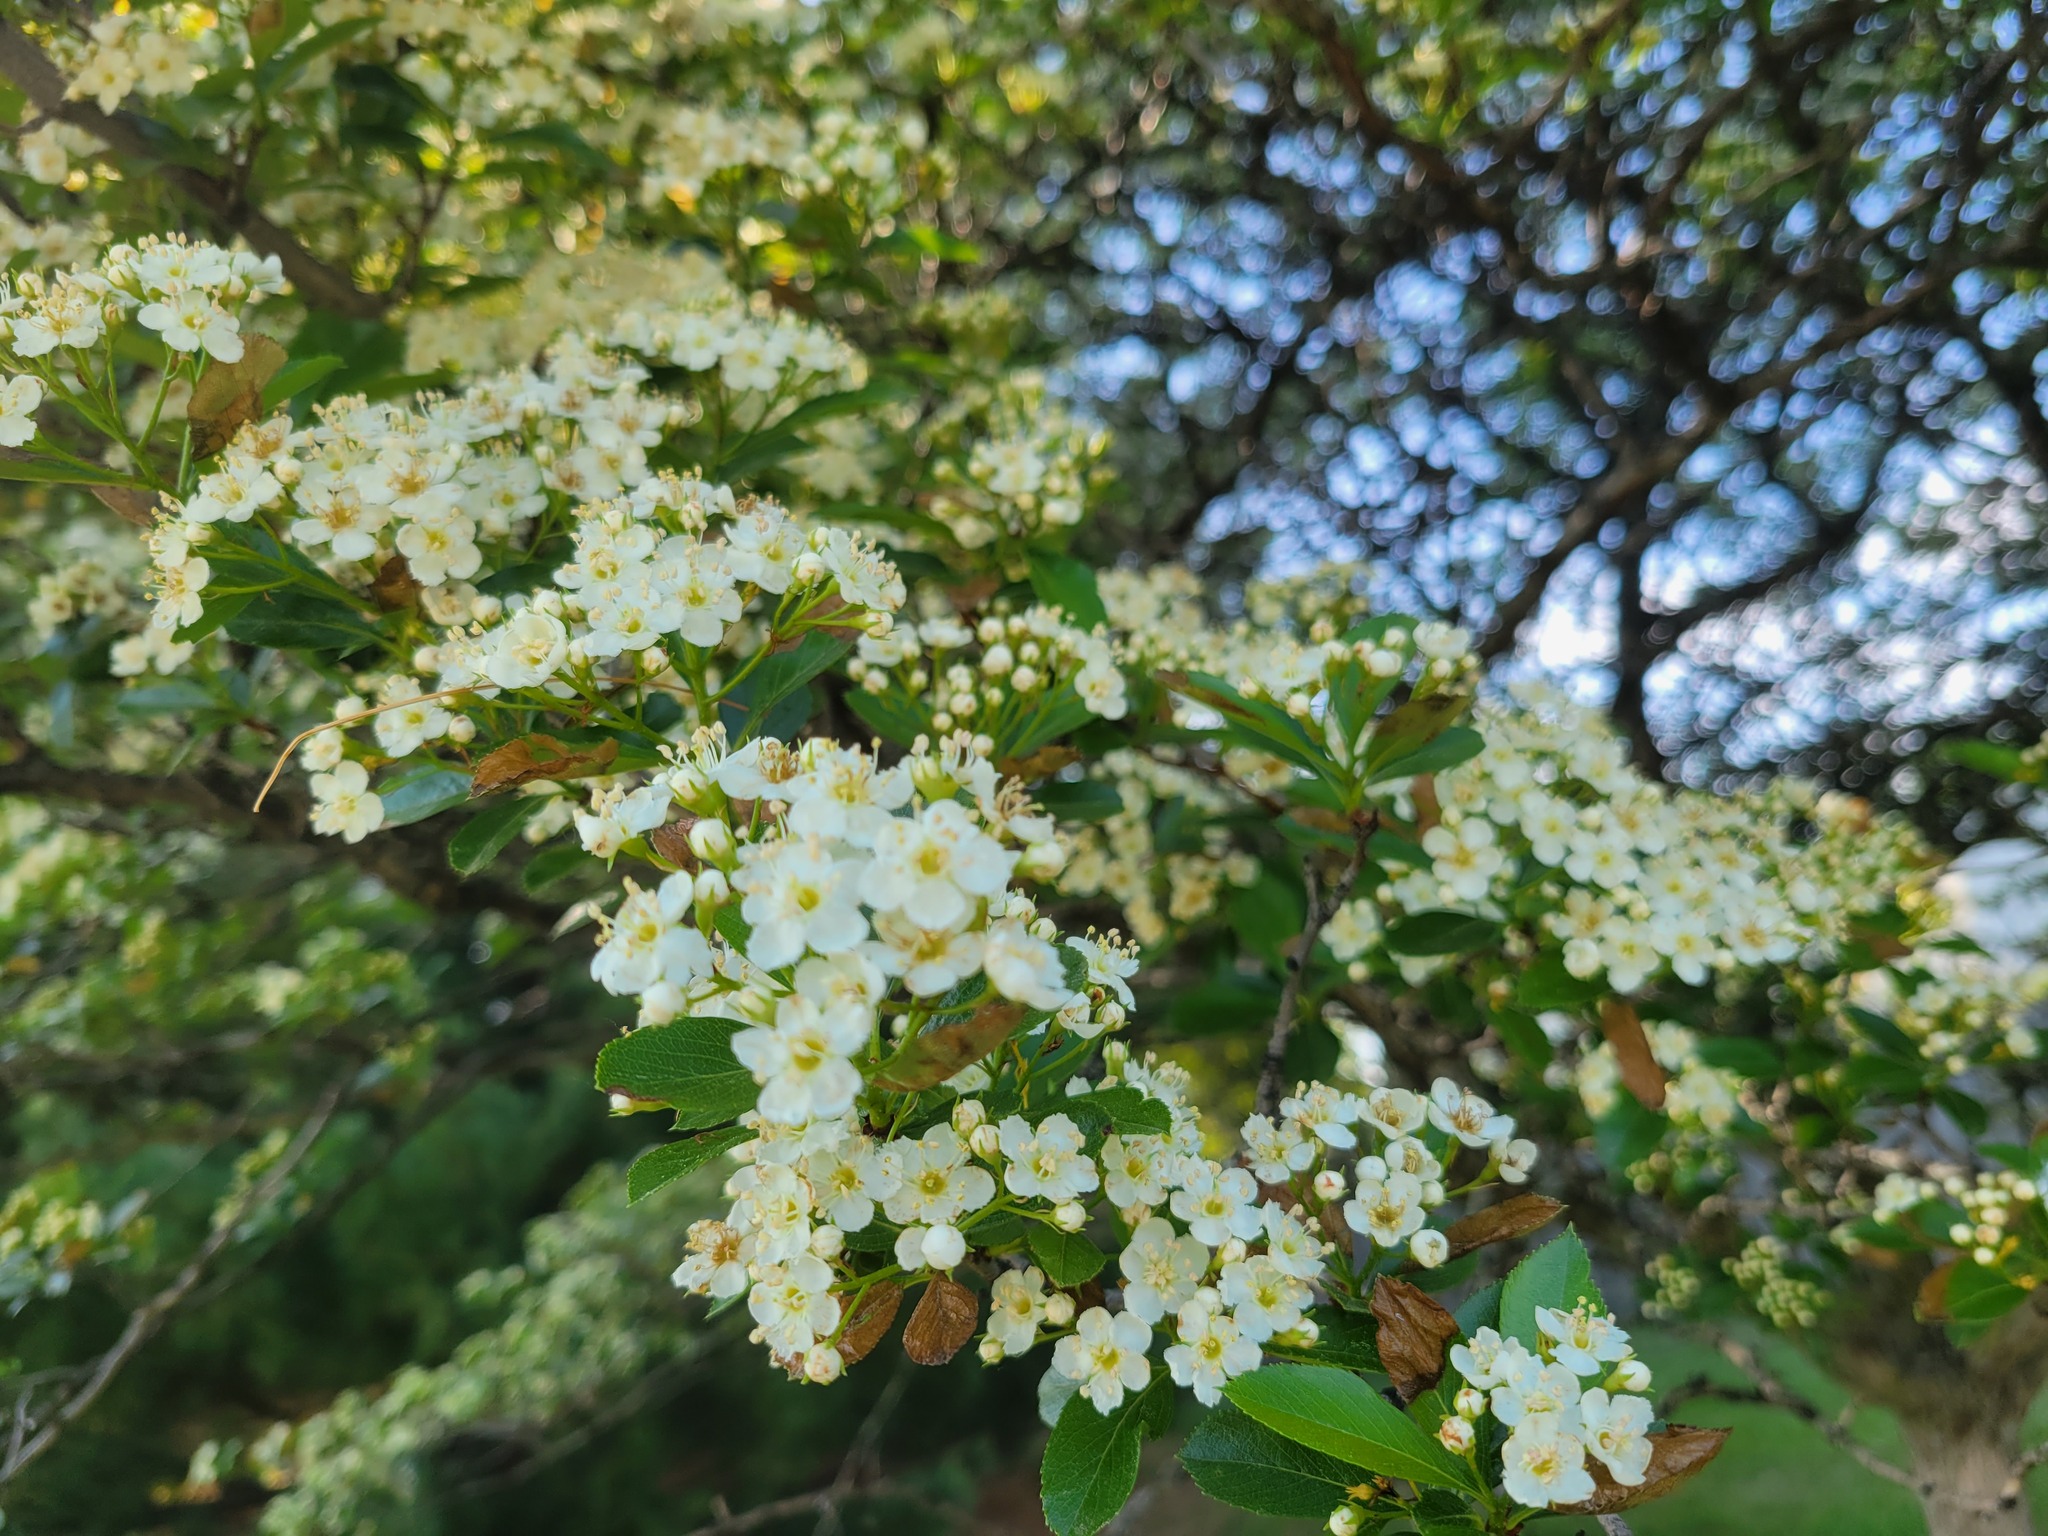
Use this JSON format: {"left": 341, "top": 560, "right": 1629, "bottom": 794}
{"left": 1721, "top": 1236, "right": 1829, "bottom": 1330}
{"left": 1573, "top": 1020, "right": 1743, "bottom": 1134}
{"left": 917, "top": 375, "right": 1111, "bottom": 551}
{"left": 1428, "top": 1306, "right": 1657, "bottom": 1513}
{"left": 1867, "top": 1166, "right": 2044, "bottom": 1280}
{"left": 0, "top": 1180, "right": 146, "bottom": 1311}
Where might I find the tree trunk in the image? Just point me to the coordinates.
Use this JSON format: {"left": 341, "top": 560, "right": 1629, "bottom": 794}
{"left": 1899, "top": 1416, "right": 2031, "bottom": 1536}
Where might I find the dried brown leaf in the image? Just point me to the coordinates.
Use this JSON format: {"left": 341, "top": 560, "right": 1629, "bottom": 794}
{"left": 871, "top": 1000, "right": 1027, "bottom": 1092}
{"left": 188, "top": 334, "right": 287, "bottom": 458}
{"left": 89, "top": 485, "right": 160, "bottom": 527}
{"left": 902, "top": 1273, "right": 978, "bottom": 1365}
{"left": 837, "top": 1281, "right": 903, "bottom": 1367}
{"left": 1369, "top": 1275, "right": 1459, "bottom": 1405}
{"left": 1599, "top": 998, "right": 1667, "bottom": 1111}
{"left": 1556, "top": 1426, "right": 1732, "bottom": 1514}
{"left": 371, "top": 554, "right": 420, "bottom": 611}
{"left": 470, "top": 734, "right": 620, "bottom": 797}
{"left": 1440, "top": 1193, "right": 1566, "bottom": 1262}
{"left": 1409, "top": 773, "right": 1441, "bottom": 832}
{"left": 999, "top": 745, "right": 1080, "bottom": 781}
{"left": 647, "top": 819, "right": 699, "bottom": 869}
{"left": 1917, "top": 1259, "right": 1955, "bottom": 1322}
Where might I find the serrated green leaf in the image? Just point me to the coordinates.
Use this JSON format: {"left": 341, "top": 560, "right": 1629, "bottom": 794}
{"left": 595, "top": 1018, "right": 754, "bottom": 1129}
{"left": 375, "top": 767, "right": 472, "bottom": 828}
{"left": 1027, "top": 551, "right": 1108, "bottom": 630}
{"left": 1498, "top": 1228, "right": 1600, "bottom": 1349}
{"left": 1384, "top": 910, "right": 1500, "bottom": 958}
{"left": 1041, "top": 1380, "right": 1156, "bottom": 1536}
{"left": 1026, "top": 1225, "right": 1107, "bottom": 1287}
{"left": 625, "top": 1125, "right": 755, "bottom": 1203}
{"left": 448, "top": 794, "right": 548, "bottom": 874}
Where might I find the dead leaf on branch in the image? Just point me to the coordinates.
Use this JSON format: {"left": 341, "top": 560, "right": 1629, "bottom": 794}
{"left": 837, "top": 1282, "right": 904, "bottom": 1366}
{"left": 999, "top": 745, "right": 1080, "bottom": 780}
{"left": 646, "top": 819, "right": 700, "bottom": 869}
{"left": 1440, "top": 1193, "right": 1566, "bottom": 1262}
{"left": 89, "top": 485, "right": 161, "bottom": 527}
{"left": 870, "top": 1000, "right": 1026, "bottom": 1092}
{"left": 470, "top": 734, "right": 620, "bottom": 796}
{"left": 188, "top": 334, "right": 288, "bottom": 459}
{"left": 1556, "top": 1426, "right": 1731, "bottom": 1514}
{"left": 902, "top": 1273, "right": 978, "bottom": 1365}
{"left": 1599, "top": 998, "right": 1667, "bottom": 1112}
{"left": 1369, "top": 1275, "right": 1459, "bottom": 1405}
{"left": 1916, "top": 1260, "right": 1955, "bottom": 1322}
{"left": 371, "top": 555, "right": 420, "bottom": 611}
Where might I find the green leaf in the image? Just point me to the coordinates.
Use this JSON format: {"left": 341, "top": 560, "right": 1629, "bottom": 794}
{"left": 0, "top": 453, "right": 150, "bottom": 488}
{"left": 594, "top": 1019, "right": 754, "bottom": 1129}
{"left": 625, "top": 1125, "right": 756, "bottom": 1203}
{"left": 1945, "top": 1261, "right": 2029, "bottom": 1323}
{"left": 1693, "top": 1037, "right": 1781, "bottom": 1078}
{"left": 1027, "top": 1225, "right": 1107, "bottom": 1287}
{"left": 447, "top": 795, "right": 548, "bottom": 874}
{"left": 375, "top": 767, "right": 472, "bottom": 828}
{"left": 1361, "top": 692, "right": 1469, "bottom": 777}
{"left": 1047, "top": 1086, "right": 1171, "bottom": 1137}
{"left": 1263, "top": 1305, "right": 1381, "bottom": 1372}
{"left": 522, "top": 841, "right": 593, "bottom": 893}
{"left": 224, "top": 589, "right": 382, "bottom": 653}
{"left": 845, "top": 687, "right": 930, "bottom": 748}
{"left": 261, "top": 354, "right": 346, "bottom": 411}
{"left": 723, "top": 631, "right": 852, "bottom": 742}
{"left": 1384, "top": 910, "right": 1500, "bottom": 958}
{"left": 1027, "top": 551, "right": 1108, "bottom": 630}
{"left": 1843, "top": 1005, "right": 1922, "bottom": 1061}
{"left": 1939, "top": 738, "right": 2031, "bottom": 782}
{"left": 1367, "top": 725, "right": 1484, "bottom": 783}
{"left": 1179, "top": 1403, "right": 1369, "bottom": 1518}
{"left": 771, "top": 378, "right": 917, "bottom": 436}
{"left": 1514, "top": 953, "right": 1603, "bottom": 1011}
{"left": 1035, "top": 778, "right": 1124, "bottom": 823}
{"left": 1223, "top": 1364, "right": 1478, "bottom": 1493}
{"left": 1498, "top": 1228, "right": 1599, "bottom": 1349}
{"left": 1041, "top": 1380, "right": 1157, "bottom": 1536}
{"left": 117, "top": 680, "right": 218, "bottom": 716}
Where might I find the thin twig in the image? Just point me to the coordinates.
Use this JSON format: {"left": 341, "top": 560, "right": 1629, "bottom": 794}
{"left": 0, "top": 1074, "right": 349, "bottom": 1483}
{"left": 252, "top": 687, "right": 479, "bottom": 812}
{"left": 1254, "top": 818, "right": 1375, "bottom": 1114}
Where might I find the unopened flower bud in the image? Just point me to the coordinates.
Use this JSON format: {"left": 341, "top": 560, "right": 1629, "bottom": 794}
{"left": 1102, "top": 1041, "right": 1129, "bottom": 1075}
{"left": 792, "top": 551, "right": 825, "bottom": 583}
{"left": 1437, "top": 1416, "right": 1475, "bottom": 1454}
{"left": 1410, "top": 1230, "right": 1449, "bottom": 1269}
{"left": 694, "top": 867, "right": 729, "bottom": 907}
{"left": 978, "top": 1334, "right": 1006, "bottom": 1364}
{"left": 809, "top": 1223, "right": 846, "bottom": 1258}
{"left": 894, "top": 1226, "right": 930, "bottom": 1270}
{"left": 1608, "top": 1358, "right": 1652, "bottom": 1393}
{"left": 687, "top": 817, "right": 736, "bottom": 869}
{"left": 1018, "top": 840, "right": 1067, "bottom": 881}
{"left": 1454, "top": 1387, "right": 1485, "bottom": 1418}
{"left": 444, "top": 714, "right": 477, "bottom": 745}
{"left": 1313, "top": 1170, "right": 1347, "bottom": 1203}
{"left": 1052, "top": 1202, "right": 1086, "bottom": 1233}
{"left": 1218, "top": 1237, "right": 1248, "bottom": 1265}
{"left": 1327, "top": 1504, "right": 1365, "bottom": 1536}
{"left": 970, "top": 1123, "right": 1002, "bottom": 1160}
{"left": 923, "top": 1224, "right": 967, "bottom": 1269}
{"left": 1270, "top": 1318, "right": 1319, "bottom": 1349}
{"left": 804, "top": 1344, "right": 844, "bottom": 1385}
{"left": 1096, "top": 1000, "right": 1126, "bottom": 1030}
{"left": 1043, "top": 1293, "right": 1076, "bottom": 1327}
{"left": 953, "top": 1099, "right": 988, "bottom": 1135}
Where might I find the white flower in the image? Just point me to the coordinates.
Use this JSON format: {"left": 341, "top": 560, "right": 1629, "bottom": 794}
{"left": 1495, "top": 1137, "right": 1539, "bottom": 1184}
{"left": 1067, "top": 933, "right": 1139, "bottom": 1007}
{"left": 0, "top": 375, "right": 41, "bottom": 447}
{"left": 1491, "top": 1358, "right": 1582, "bottom": 1428}
{"left": 137, "top": 287, "right": 244, "bottom": 361}
{"left": 1051, "top": 1306, "right": 1153, "bottom": 1412}
{"left": 484, "top": 609, "right": 570, "bottom": 690}
{"left": 982, "top": 918, "right": 1076, "bottom": 1010}
{"left": 733, "top": 836, "right": 869, "bottom": 969}
{"left": 1100, "top": 1133, "right": 1171, "bottom": 1210}
{"left": 1241, "top": 1113, "right": 1315, "bottom": 1184}
{"left": 672, "top": 1219, "right": 748, "bottom": 1297}
{"left": 1500, "top": 1412, "right": 1597, "bottom": 1510}
{"left": 1427, "top": 1078, "right": 1512, "bottom": 1147}
{"left": 785, "top": 744, "right": 912, "bottom": 846}
{"left": 985, "top": 1265, "right": 1050, "bottom": 1358}
{"left": 1279, "top": 1082, "right": 1361, "bottom": 1149}
{"left": 1169, "top": 1162, "right": 1263, "bottom": 1246}
{"left": 870, "top": 910, "right": 985, "bottom": 995}
{"left": 1261, "top": 1205, "right": 1329, "bottom": 1281}
{"left": 1117, "top": 1216, "right": 1208, "bottom": 1324}
{"left": 882, "top": 1127, "right": 997, "bottom": 1226}
{"left": 803, "top": 1136, "right": 896, "bottom": 1231}
{"left": 1343, "top": 1170, "right": 1425, "bottom": 1249}
{"left": 731, "top": 992, "right": 871, "bottom": 1125}
{"left": 1410, "top": 1229, "right": 1449, "bottom": 1268}
{"left": 747, "top": 1254, "right": 839, "bottom": 1355}
{"left": 308, "top": 761, "right": 383, "bottom": 843}
{"left": 998, "top": 1114, "right": 1099, "bottom": 1203}
{"left": 1217, "top": 1254, "right": 1309, "bottom": 1343}
{"left": 1535, "top": 1305, "right": 1633, "bottom": 1376}
{"left": 1448, "top": 1326, "right": 1525, "bottom": 1390}
{"left": 1360, "top": 1086, "right": 1426, "bottom": 1140}
{"left": 861, "top": 799, "right": 1016, "bottom": 931}
{"left": 1164, "top": 1296, "right": 1261, "bottom": 1405}
{"left": 1577, "top": 1389, "right": 1654, "bottom": 1485}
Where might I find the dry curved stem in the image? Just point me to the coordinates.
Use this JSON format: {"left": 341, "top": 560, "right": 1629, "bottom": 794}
{"left": 1253, "top": 814, "right": 1376, "bottom": 1115}
{"left": 0, "top": 1074, "right": 349, "bottom": 1483}
{"left": 251, "top": 686, "right": 480, "bottom": 812}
